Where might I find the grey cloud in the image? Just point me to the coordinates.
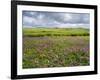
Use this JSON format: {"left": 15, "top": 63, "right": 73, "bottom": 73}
{"left": 23, "top": 11, "right": 90, "bottom": 28}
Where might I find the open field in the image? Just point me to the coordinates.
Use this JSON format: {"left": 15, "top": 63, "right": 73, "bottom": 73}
{"left": 23, "top": 28, "right": 89, "bottom": 37}
{"left": 23, "top": 28, "right": 90, "bottom": 68}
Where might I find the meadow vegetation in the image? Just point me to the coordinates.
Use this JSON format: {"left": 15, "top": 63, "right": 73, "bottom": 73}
{"left": 23, "top": 28, "right": 89, "bottom": 37}
{"left": 23, "top": 28, "right": 89, "bottom": 68}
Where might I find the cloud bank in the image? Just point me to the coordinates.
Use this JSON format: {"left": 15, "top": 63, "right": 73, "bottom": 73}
{"left": 22, "top": 11, "right": 90, "bottom": 28}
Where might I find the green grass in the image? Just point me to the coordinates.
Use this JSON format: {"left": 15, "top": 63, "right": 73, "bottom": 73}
{"left": 22, "top": 28, "right": 90, "bottom": 68}
{"left": 23, "top": 28, "right": 89, "bottom": 37}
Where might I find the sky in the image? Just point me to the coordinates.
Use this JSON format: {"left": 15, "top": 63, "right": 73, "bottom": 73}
{"left": 22, "top": 11, "right": 90, "bottom": 28}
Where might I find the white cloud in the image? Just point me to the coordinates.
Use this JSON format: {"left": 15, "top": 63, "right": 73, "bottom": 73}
{"left": 37, "top": 14, "right": 44, "bottom": 19}
{"left": 23, "top": 16, "right": 33, "bottom": 23}
{"left": 29, "top": 12, "right": 36, "bottom": 15}
{"left": 83, "top": 16, "right": 90, "bottom": 23}
{"left": 23, "top": 16, "right": 39, "bottom": 26}
{"left": 56, "top": 23, "right": 89, "bottom": 28}
{"left": 23, "top": 11, "right": 90, "bottom": 28}
{"left": 63, "top": 14, "right": 72, "bottom": 21}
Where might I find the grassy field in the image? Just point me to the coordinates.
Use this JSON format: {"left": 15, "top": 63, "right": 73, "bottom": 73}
{"left": 23, "top": 28, "right": 90, "bottom": 68}
{"left": 23, "top": 28, "right": 89, "bottom": 37}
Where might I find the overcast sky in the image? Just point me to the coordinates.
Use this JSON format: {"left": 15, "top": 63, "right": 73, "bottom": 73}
{"left": 22, "top": 11, "right": 90, "bottom": 28}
